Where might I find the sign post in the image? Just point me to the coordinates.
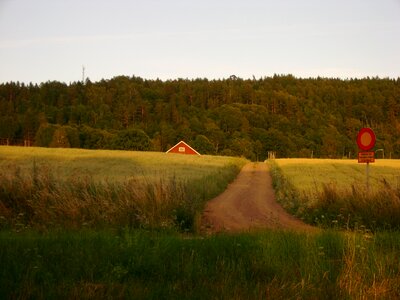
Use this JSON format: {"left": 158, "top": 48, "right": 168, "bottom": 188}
{"left": 356, "top": 128, "right": 376, "bottom": 192}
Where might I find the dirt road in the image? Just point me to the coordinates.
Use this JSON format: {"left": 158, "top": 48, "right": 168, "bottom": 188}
{"left": 201, "top": 162, "right": 314, "bottom": 233}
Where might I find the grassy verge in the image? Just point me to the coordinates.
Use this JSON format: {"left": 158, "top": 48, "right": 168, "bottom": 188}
{"left": 270, "top": 159, "right": 400, "bottom": 231}
{"left": 1, "top": 229, "right": 399, "bottom": 299}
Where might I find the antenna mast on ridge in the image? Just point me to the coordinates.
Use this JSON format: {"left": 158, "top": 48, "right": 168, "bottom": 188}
{"left": 82, "top": 65, "right": 85, "bottom": 83}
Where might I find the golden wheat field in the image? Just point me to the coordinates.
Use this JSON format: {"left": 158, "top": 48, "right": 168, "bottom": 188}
{"left": 0, "top": 146, "right": 247, "bottom": 182}
{"left": 0, "top": 146, "right": 247, "bottom": 230}
{"left": 275, "top": 158, "right": 400, "bottom": 192}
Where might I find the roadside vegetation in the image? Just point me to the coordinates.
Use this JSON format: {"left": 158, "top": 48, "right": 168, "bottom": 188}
{"left": 270, "top": 159, "right": 400, "bottom": 231}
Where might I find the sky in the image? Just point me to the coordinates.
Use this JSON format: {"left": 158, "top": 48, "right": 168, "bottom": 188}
{"left": 0, "top": 0, "right": 399, "bottom": 84}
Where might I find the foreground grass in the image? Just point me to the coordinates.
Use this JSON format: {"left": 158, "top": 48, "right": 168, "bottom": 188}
{"left": 1, "top": 229, "right": 399, "bottom": 299}
{"left": 0, "top": 146, "right": 247, "bottom": 232}
{"left": 271, "top": 159, "right": 400, "bottom": 230}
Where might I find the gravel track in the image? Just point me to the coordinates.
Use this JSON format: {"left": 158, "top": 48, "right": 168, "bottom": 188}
{"left": 201, "top": 162, "right": 315, "bottom": 233}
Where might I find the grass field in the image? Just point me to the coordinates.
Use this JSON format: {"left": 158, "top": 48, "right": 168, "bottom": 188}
{"left": 275, "top": 158, "right": 400, "bottom": 192}
{"left": 0, "top": 146, "right": 246, "bottom": 183}
{"left": 0, "top": 146, "right": 247, "bottom": 231}
{"left": 271, "top": 159, "right": 400, "bottom": 230}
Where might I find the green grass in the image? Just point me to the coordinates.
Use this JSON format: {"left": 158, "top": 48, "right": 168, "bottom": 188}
{"left": 270, "top": 159, "right": 400, "bottom": 230}
{"left": 1, "top": 229, "right": 399, "bottom": 299}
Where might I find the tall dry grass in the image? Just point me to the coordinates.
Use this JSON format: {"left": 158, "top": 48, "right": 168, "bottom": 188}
{"left": 309, "top": 181, "right": 400, "bottom": 230}
{"left": 338, "top": 231, "right": 400, "bottom": 299}
{"left": 269, "top": 161, "right": 400, "bottom": 230}
{"left": 0, "top": 160, "right": 241, "bottom": 232}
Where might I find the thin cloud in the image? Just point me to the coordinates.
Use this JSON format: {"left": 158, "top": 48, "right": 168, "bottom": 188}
{"left": 0, "top": 34, "right": 135, "bottom": 49}
{"left": 0, "top": 28, "right": 265, "bottom": 50}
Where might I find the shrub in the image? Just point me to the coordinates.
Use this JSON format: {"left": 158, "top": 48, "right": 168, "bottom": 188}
{"left": 79, "top": 125, "right": 115, "bottom": 149}
{"left": 191, "top": 135, "right": 215, "bottom": 155}
{"left": 110, "top": 128, "right": 152, "bottom": 151}
{"left": 49, "top": 127, "right": 70, "bottom": 148}
{"left": 34, "top": 124, "right": 57, "bottom": 147}
{"left": 35, "top": 124, "right": 80, "bottom": 148}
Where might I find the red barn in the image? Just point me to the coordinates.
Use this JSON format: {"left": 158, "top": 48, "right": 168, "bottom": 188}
{"left": 166, "top": 141, "right": 201, "bottom": 155}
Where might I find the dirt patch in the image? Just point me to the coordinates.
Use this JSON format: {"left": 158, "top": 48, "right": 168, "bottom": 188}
{"left": 201, "top": 162, "right": 315, "bottom": 233}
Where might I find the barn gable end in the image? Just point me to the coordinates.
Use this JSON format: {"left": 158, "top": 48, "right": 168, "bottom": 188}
{"left": 166, "top": 141, "right": 201, "bottom": 155}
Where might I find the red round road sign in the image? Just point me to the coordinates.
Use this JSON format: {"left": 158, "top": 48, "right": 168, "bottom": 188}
{"left": 357, "top": 128, "right": 376, "bottom": 151}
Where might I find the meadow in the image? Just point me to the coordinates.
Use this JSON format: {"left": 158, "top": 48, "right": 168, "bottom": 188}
{"left": 271, "top": 159, "right": 400, "bottom": 230}
{"left": 1, "top": 149, "right": 400, "bottom": 299}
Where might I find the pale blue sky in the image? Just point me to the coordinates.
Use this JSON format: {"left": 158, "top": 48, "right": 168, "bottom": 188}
{"left": 1, "top": 0, "right": 399, "bottom": 83}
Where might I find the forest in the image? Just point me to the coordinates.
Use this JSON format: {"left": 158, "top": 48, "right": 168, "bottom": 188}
{"left": 1, "top": 75, "right": 399, "bottom": 160}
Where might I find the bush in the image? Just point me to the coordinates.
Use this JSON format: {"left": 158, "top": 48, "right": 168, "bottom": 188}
{"left": 34, "top": 124, "right": 57, "bottom": 147}
{"left": 191, "top": 135, "right": 215, "bottom": 155}
{"left": 79, "top": 125, "right": 115, "bottom": 149}
{"left": 49, "top": 127, "right": 70, "bottom": 148}
{"left": 63, "top": 126, "right": 80, "bottom": 148}
{"left": 110, "top": 128, "right": 152, "bottom": 151}
{"left": 35, "top": 124, "right": 80, "bottom": 148}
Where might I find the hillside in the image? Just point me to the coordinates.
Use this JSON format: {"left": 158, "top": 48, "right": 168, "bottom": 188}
{"left": 1, "top": 75, "right": 400, "bottom": 159}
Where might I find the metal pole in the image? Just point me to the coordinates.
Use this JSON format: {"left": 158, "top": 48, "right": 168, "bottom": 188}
{"left": 366, "top": 162, "right": 370, "bottom": 193}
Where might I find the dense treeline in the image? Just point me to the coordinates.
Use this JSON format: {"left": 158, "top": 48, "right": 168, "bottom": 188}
{"left": 1, "top": 75, "right": 400, "bottom": 160}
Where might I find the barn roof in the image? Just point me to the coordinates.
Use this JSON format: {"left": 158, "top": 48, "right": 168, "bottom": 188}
{"left": 166, "top": 140, "right": 201, "bottom": 155}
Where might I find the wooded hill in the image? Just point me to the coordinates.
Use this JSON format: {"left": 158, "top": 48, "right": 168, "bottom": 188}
{"left": 1, "top": 75, "right": 399, "bottom": 160}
